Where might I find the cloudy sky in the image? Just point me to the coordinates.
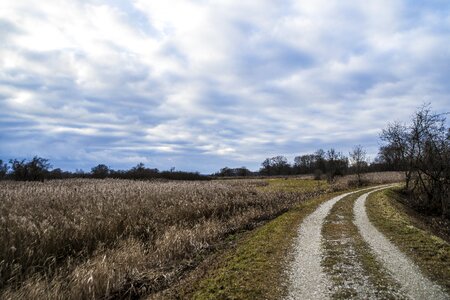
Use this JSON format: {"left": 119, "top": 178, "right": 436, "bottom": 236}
{"left": 1, "top": 0, "right": 449, "bottom": 173}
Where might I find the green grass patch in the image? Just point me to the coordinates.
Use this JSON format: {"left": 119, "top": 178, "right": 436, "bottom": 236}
{"left": 191, "top": 191, "right": 341, "bottom": 300}
{"left": 367, "top": 189, "right": 450, "bottom": 292}
{"left": 261, "top": 178, "right": 328, "bottom": 193}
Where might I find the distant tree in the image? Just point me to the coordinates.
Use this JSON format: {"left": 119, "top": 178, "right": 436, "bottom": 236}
{"left": 380, "top": 121, "right": 412, "bottom": 188}
{"left": 236, "top": 167, "right": 251, "bottom": 177}
{"left": 325, "top": 148, "right": 348, "bottom": 182}
{"left": 74, "top": 169, "right": 87, "bottom": 178}
{"left": 271, "top": 156, "right": 291, "bottom": 175}
{"left": 260, "top": 156, "right": 291, "bottom": 176}
{"left": 27, "top": 156, "right": 52, "bottom": 181}
{"left": 315, "top": 149, "right": 327, "bottom": 173}
{"left": 217, "top": 166, "right": 251, "bottom": 177}
{"left": 0, "top": 159, "right": 8, "bottom": 179}
{"left": 376, "top": 145, "right": 404, "bottom": 171}
{"left": 134, "top": 162, "right": 145, "bottom": 170}
{"left": 9, "top": 159, "right": 28, "bottom": 180}
{"left": 91, "top": 164, "right": 110, "bottom": 179}
{"left": 349, "top": 145, "right": 368, "bottom": 186}
{"left": 9, "top": 156, "right": 51, "bottom": 181}
{"left": 50, "top": 168, "right": 62, "bottom": 178}
{"left": 218, "top": 167, "right": 234, "bottom": 177}
{"left": 294, "top": 154, "right": 316, "bottom": 174}
{"left": 129, "top": 162, "right": 146, "bottom": 178}
{"left": 260, "top": 158, "right": 272, "bottom": 175}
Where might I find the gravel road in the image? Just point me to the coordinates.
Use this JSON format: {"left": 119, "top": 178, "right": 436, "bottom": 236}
{"left": 286, "top": 187, "right": 379, "bottom": 300}
{"left": 286, "top": 185, "right": 447, "bottom": 300}
{"left": 354, "top": 189, "right": 449, "bottom": 300}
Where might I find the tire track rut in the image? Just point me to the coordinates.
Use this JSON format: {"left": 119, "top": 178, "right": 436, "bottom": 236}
{"left": 286, "top": 187, "right": 379, "bottom": 299}
{"left": 321, "top": 189, "right": 404, "bottom": 299}
{"left": 354, "top": 189, "right": 448, "bottom": 300}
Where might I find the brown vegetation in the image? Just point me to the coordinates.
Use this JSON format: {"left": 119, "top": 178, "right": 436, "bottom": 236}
{"left": 0, "top": 179, "right": 320, "bottom": 299}
{"left": 331, "top": 171, "right": 404, "bottom": 190}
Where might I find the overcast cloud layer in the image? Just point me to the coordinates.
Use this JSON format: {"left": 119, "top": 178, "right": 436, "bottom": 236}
{"left": 1, "top": 0, "right": 449, "bottom": 173}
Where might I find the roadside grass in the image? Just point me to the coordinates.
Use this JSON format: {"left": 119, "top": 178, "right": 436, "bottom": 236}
{"left": 366, "top": 189, "right": 450, "bottom": 292}
{"left": 322, "top": 190, "right": 404, "bottom": 299}
{"left": 191, "top": 191, "right": 343, "bottom": 300}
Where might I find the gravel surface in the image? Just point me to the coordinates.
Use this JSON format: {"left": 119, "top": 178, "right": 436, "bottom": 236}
{"left": 326, "top": 234, "right": 381, "bottom": 299}
{"left": 354, "top": 189, "right": 449, "bottom": 300}
{"left": 286, "top": 187, "right": 378, "bottom": 300}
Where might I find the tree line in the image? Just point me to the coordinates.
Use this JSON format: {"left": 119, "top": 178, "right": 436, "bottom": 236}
{"left": 217, "top": 145, "right": 373, "bottom": 184}
{"left": 217, "top": 105, "right": 449, "bottom": 219}
{"left": 0, "top": 159, "right": 208, "bottom": 181}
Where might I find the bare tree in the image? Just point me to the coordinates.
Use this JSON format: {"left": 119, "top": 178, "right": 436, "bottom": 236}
{"left": 380, "top": 104, "right": 449, "bottom": 217}
{"left": 325, "top": 148, "right": 348, "bottom": 182}
{"left": 380, "top": 121, "right": 413, "bottom": 188}
{"left": 294, "top": 154, "right": 316, "bottom": 174}
{"left": 9, "top": 157, "right": 51, "bottom": 181}
{"left": 409, "top": 105, "right": 449, "bottom": 216}
{"left": 350, "top": 145, "right": 367, "bottom": 186}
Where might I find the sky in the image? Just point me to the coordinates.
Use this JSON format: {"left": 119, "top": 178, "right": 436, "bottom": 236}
{"left": 1, "top": 0, "right": 449, "bottom": 173}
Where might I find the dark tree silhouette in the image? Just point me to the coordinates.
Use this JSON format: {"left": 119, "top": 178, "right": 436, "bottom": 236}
{"left": 380, "top": 104, "right": 449, "bottom": 217}
{"left": 91, "top": 164, "right": 110, "bottom": 179}
{"left": 0, "top": 159, "right": 8, "bottom": 179}
{"left": 260, "top": 156, "right": 291, "bottom": 175}
{"left": 325, "top": 148, "right": 348, "bottom": 182}
{"left": 8, "top": 157, "right": 51, "bottom": 181}
{"left": 349, "top": 145, "right": 368, "bottom": 186}
{"left": 216, "top": 166, "right": 252, "bottom": 177}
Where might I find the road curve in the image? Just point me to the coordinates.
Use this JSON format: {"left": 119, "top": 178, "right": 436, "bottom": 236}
{"left": 286, "top": 186, "right": 382, "bottom": 300}
{"left": 354, "top": 189, "right": 448, "bottom": 300}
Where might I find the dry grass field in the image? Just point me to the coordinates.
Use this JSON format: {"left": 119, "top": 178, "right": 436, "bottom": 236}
{"left": 0, "top": 178, "right": 324, "bottom": 299}
{"left": 331, "top": 171, "right": 405, "bottom": 190}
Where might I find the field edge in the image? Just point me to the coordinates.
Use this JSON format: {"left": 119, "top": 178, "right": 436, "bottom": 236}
{"left": 180, "top": 190, "right": 347, "bottom": 300}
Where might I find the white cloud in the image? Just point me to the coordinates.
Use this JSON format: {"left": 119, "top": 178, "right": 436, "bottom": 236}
{"left": 0, "top": 0, "right": 449, "bottom": 172}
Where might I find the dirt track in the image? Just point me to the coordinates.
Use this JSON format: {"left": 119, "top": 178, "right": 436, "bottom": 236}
{"left": 286, "top": 186, "right": 448, "bottom": 299}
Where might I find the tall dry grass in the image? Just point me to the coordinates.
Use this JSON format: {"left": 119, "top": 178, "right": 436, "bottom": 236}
{"left": 0, "top": 179, "right": 320, "bottom": 299}
{"left": 331, "top": 171, "right": 405, "bottom": 190}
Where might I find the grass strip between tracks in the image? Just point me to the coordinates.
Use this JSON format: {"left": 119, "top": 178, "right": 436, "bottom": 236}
{"left": 322, "top": 190, "right": 404, "bottom": 299}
